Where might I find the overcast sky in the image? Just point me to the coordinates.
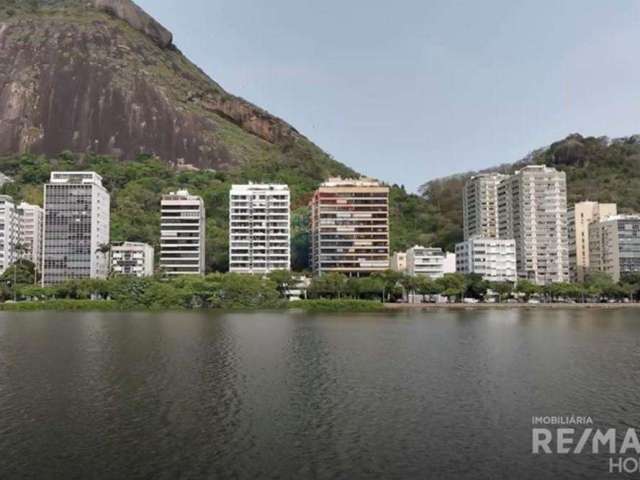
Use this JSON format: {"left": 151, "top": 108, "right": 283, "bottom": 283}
{"left": 136, "top": 0, "right": 640, "bottom": 191}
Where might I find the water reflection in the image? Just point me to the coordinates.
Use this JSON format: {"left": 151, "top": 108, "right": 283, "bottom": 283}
{"left": 1, "top": 309, "right": 639, "bottom": 479}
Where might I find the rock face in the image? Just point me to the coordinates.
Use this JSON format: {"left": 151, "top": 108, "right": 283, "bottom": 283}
{"left": 93, "top": 0, "right": 172, "bottom": 49}
{"left": 0, "top": 0, "right": 323, "bottom": 171}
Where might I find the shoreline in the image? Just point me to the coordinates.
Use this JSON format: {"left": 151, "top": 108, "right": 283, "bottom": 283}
{"left": 384, "top": 302, "right": 640, "bottom": 310}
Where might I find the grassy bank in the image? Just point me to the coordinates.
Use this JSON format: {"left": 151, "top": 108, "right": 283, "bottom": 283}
{"left": 289, "top": 299, "right": 386, "bottom": 313}
{"left": 0, "top": 300, "right": 122, "bottom": 312}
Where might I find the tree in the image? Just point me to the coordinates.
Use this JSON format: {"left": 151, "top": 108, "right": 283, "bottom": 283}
{"left": 490, "top": 282, "right": 514, "bottom": 303}
{"left": 515, "top": 280, "right": 543, "bottom": 302}
{"left": 464, "top": 274, "right": 488, "bottom": 300}
{"left": 436, "top": 273, "right": 465, "bottom": 302}
{"left": 308, "top": 273, "right": 348, "bottom": 299}
{"left": 268, "top": 270, "right": 296, "bottom": 298}
{"left": 1, "top": 259, "right": 37, "bottom": 300}
{"left": 414, "top": 276, "right": 441, "bottom": 302}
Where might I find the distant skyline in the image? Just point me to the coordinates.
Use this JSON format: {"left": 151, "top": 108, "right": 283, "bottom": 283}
{"left": 136, "top": 0, "right": 640, "bottom": 192}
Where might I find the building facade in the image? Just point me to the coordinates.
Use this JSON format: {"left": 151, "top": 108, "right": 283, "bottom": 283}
{"left": 160, "top": 190, "right": 206, "bottom": 276}
{"left": 111, "top": 242, "right": 154, "bottom": 277}
{"left": 310, "top": 178, "right": 389, "bottom": 276}
{"left": 390, "top": 252, "right": 407, "bottom": 273}
{"left": 42, "top": 172, "right": 110, "bottom": 285}
{"left": 405, "top": 246, "right": 456, "bottom": 279}
{"left": 0, "top": 195, "right": 18, "bottom": 275}
{"left": 455, "top": 238, "right": 517, "bottom": 283}
{"left": 498, "top": 166, "right": 569, "bottom": 285}
{"left": 568, "top": 201, "right": 617, "bottom": 283}
{"left": 17, "top": 202, "right": 44, "bottom": 271}
{"left": 229, "top": 184, "right": 290, "bottom": 274}
{"left": 589, "top": 215, "right": 640, "bottom": 282}
{"left": 463, "top": 173, "right": 506, "bottom": 240}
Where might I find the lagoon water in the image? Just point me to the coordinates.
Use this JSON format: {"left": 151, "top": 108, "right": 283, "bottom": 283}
{"left": 1, "top": 309, "right": 639, "bottom": 479}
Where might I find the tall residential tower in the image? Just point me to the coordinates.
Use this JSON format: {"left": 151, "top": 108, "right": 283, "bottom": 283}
{"left": 42, "top": 172, "right": 110, "bottom": 285}
{"left": 497, "top": 166, "right": 569, "bottom": 285}
{"left": 310, "top": 178, "right": 389, "bottom": 276}
{"left": 568, "top": 201, "right": 617, "bottom": 282}
{"left": 463, "top": 173, "right": 506, "bottom": 240}
{"left": 160, "top": 190, "right": 206, "bottom": 276}
{"left": 229, "top": 184, "right": 290, "bottom": 274}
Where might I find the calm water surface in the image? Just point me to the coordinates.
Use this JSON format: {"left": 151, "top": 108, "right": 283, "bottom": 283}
{"left": 1, "top": 309, "right": 639, "bottom": 479}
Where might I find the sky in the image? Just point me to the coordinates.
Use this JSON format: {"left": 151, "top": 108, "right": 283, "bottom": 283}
{"left": 136, "top": 0, "right": 640, "bottom": 192}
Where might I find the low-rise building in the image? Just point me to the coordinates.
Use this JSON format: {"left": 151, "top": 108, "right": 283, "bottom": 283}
{"left": 405, "top": 246, "right": 456, "bottom": 279}
{"left": 589, "top": 215, "right": 640, "bottom": 282}
{"left": 455, "top": 237, "right": 517, "bottom": 283}
{"left": 112, "top": 242, "right": 154, "bottom": 277}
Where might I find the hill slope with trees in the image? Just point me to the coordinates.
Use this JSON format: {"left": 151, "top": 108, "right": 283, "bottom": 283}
{"left": 420, "top": 134, "right": 640, "bottom": 250}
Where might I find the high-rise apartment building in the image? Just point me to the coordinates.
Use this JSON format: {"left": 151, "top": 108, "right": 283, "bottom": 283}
{"left": 568, "top": 201, "right": 617, "bottom": 283}
{"left": 405, "top": 246, "right": 456, "bottom": 279}
{"left": 0, "top": 195, "right": 18, "bottom": 274}
{"left": 229, "top": 184, "right": 290, "bottom": 274}
{"left": 111, "top": 242, "right": 154, "bottom": 277}
{"left": 160, "top": 190, "right": 206, "bottom": 276}
{"left": 17, "top": 202, "right": 44, "bottom": 271}
{"left": 463, "top": 173, "right": 506, "bottom": 240}
{"left": 42, "top": 172, "right": 110, "bottom": 285}
{"left": 455, "top": 238, "right": 517, "bottom": 283}
{"left": 310, "top": 177, "right": 389, "bottom": 276}
{"left": 497, "top": 166, "right": 569, "bottom": 285}
{"left": 588, "top": 215, "right": 640, "bottom": 282}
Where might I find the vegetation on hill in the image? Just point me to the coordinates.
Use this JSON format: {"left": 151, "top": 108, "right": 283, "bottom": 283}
{"left": 420, "top": 134, "right": 640, "bottom": 250}
{"left": 0, "top": 152, "right": 437, "bottom": 272}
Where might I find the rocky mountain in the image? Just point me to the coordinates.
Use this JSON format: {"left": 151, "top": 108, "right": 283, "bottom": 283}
{"left": 419, "top": 134, "right": 640, "bottom": 250}
{"left": 0, "top": 0, "right": 348, "bottom": 174}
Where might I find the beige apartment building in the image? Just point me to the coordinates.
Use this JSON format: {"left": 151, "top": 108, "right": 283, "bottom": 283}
{"left": 568, "top": 201, "right": 617, "bottom": 282}
{"left": 310, "top": 178, "right": 389, "bottom": 276}
{"left": 497, "top": 165, "right": 569, "bottom": 285}
{"left": 463, "top": 173, "right": 506, "bottom": 240}
{"left": 589, "top": 215, "right": 640, "bottom": 282}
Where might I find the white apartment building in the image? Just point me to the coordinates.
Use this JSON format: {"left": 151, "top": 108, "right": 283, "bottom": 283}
{"left": 17, "top": 202, "right": 44, "bottom": 271}
{"left": 568, "top": 201, "right": 617, "bottom": 283}
{"left": 310, "top": 177, "right": 390, "bottom": 276}
{"left": 42, "top": 172, "right": 110, "bottom": 285}
{"left": 160, "top": 190, "right": 206, "bottom": 276}
{"left": 463, "top": 173, "right": 506, "bottom": 240}
{"left": 498, "top": 166, "right": 569, "bottom": 285}
{"left": 111, "top": 242, "right": 154, "bottom": 277}
{"left": 229, "top": 184, "right": 290, "bottom": 274}
{"left": 455, "top": 238, "right": 517, "bottom": 283}
{"left": 589, "top": 215, "right": 640, "bottom": 282}
{"left": 405, "top": 246, "right": 456, "bottom": 279}
{"left": 0, "top": 195, "right": 18, "bottom": 274}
